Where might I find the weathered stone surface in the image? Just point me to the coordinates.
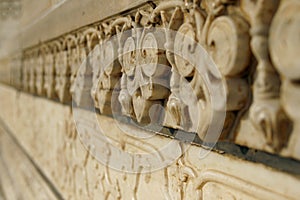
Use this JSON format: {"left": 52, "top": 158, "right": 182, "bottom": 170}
{"left": 0, "top": 84, "right": 299, "bottom": 199}
{"left": 1, "top": 0, "right": 300, "bottom": 198}
{"left": 0, "top": 125, "right": 59, "bottom": 200}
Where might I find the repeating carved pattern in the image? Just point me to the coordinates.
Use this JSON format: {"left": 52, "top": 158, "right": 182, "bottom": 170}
{"left": 3, "top": 0, "right": 299, "bottom": 158}
{"left": 1, "top": 1, "right": 300, "bottom": 199}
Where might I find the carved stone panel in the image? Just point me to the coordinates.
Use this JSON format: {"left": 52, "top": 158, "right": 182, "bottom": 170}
{"left": 1, "top": 0, "right": 300, "bottom": 199}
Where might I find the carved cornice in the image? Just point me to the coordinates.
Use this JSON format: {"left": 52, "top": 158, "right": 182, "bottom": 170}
{"left": 3, "top": 0, "right": 300, "bottom": 160}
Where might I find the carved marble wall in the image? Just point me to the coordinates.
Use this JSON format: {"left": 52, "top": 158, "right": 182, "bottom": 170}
{"left": 0, "top": 0, "right": 300, "bottom": 199}
{"left": 0, "top": 85, "right": 299, "bottom": 199}
{"left": 3, "top": 0, "right": 298, "bottom": 160}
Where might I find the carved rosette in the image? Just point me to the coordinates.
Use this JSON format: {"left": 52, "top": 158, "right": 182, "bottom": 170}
{"left": 119, "top": 36, "right": 136, "bottom": 118}
{"left": 133, "top": 30, "right": 169, "bottom": 124}
{"left": 96, "top": 39, "right": 121, "bottom": 115}
{"left": 158, "top": 1, "right": 251, "bottom": 140}
{"left": 166, "top": 20, "right": 207, "bottom": 133}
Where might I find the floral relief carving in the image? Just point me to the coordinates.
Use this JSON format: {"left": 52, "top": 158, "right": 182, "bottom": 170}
{"left": 96, "top": 38, "right": 121, "bottom": 114}
{"left": 8, "top": 0, "right": 298, "bottom": 160}
{"left": 119, "top": 28, "right": 170, "bottom": 124}
{"left": 155, "top": 0, "right": 251, "bottom": 140}
{"left": 2, "top": 0, "right": 300, "bottom": 199}
{"left": 17, "top": 0, "right": 252, "bottom": 141}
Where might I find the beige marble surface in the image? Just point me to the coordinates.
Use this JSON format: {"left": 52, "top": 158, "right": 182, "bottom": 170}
{"left": 0, "top": 84, "right": 299, "bottom": 199}
{"left": 0, "top": 124, "right": 59, "bottom": 200}
{"left": 1, "top": 0, "right": 300, "bottom": 198}
{"left": 0, "top": 0, "right": 151, "bottom": 58}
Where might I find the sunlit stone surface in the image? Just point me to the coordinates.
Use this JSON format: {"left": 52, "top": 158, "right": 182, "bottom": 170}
{"left": 0, "top": 0, "right": 300, "bottom": 199}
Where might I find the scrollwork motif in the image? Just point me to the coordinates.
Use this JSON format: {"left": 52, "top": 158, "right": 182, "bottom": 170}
{"left": 11, "top": 0, "right": 297, "bottom": 156}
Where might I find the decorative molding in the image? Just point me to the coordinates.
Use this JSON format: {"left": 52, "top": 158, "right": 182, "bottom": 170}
{"left": 2, "top": 0, "right": 300, "bottom": 163}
